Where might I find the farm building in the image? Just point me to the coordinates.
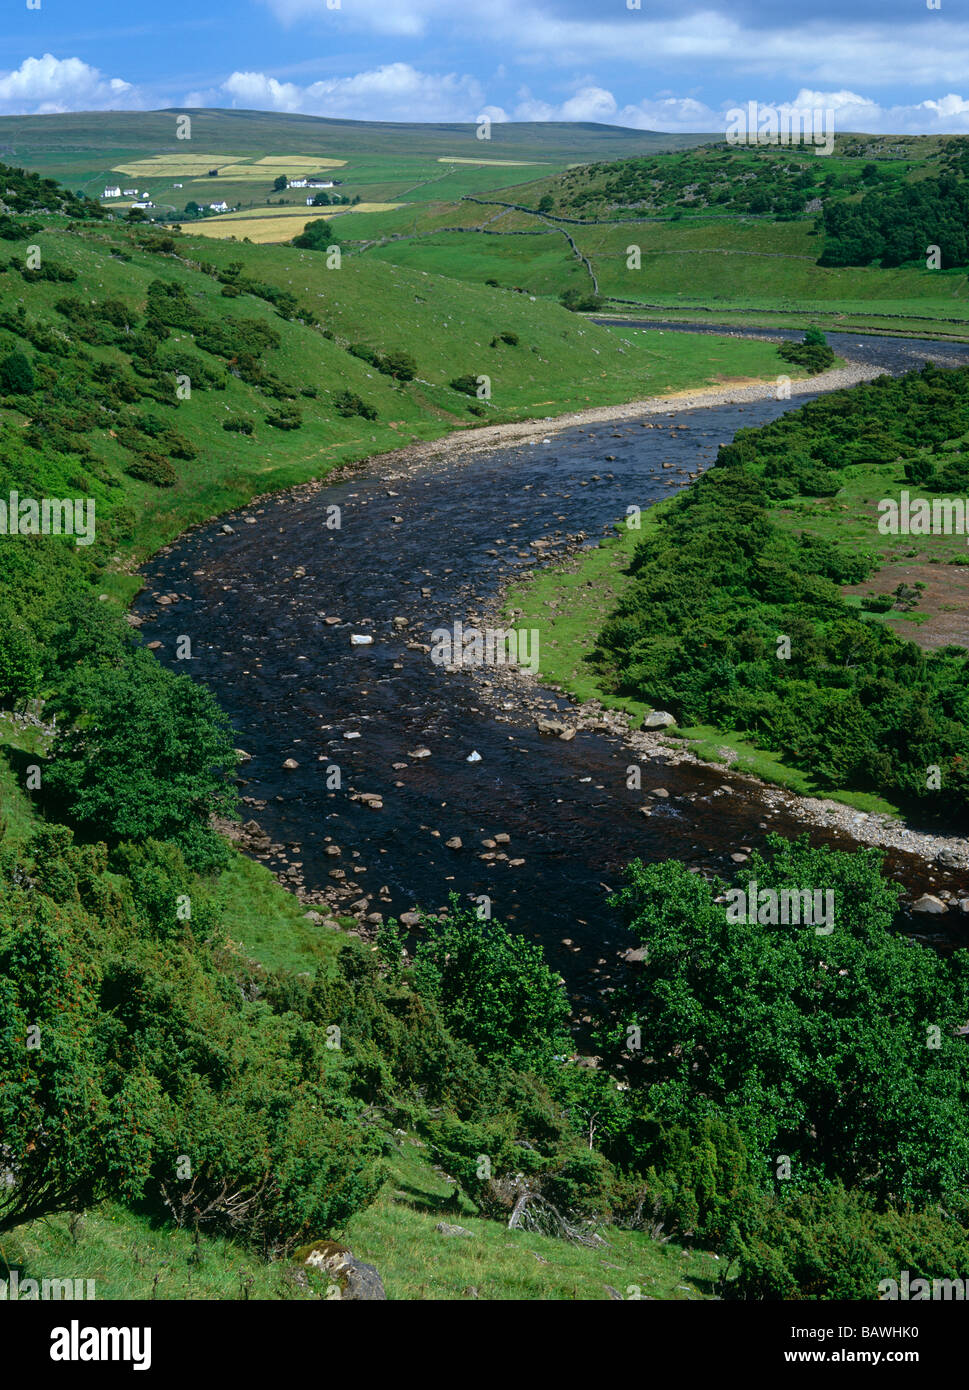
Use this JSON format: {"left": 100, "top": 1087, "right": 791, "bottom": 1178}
{"left": 103, "top": 185, "right": 122, "bottom": 199}
{"left": 122, "top": 188, "right": 139, "bottom": 197}
{"left": 209, "top": 201, "right": 229, "bottom": 213}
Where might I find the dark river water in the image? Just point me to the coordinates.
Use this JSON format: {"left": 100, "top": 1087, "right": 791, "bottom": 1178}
{"left": 135, "top": 329, "right": 969, "bottom": 984}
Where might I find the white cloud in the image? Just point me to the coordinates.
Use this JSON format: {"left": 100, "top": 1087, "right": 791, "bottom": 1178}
{"left": 0, "top": 54, "right": 137, "bottom": 114}
{"left": 220, "top": 62, "right": 488, "bottom": 122}
{"left": 512, "top": 82, "right": 969, "bottom": 134}
{"left": 256, "top": 0, "right": 969, "bottom": 90}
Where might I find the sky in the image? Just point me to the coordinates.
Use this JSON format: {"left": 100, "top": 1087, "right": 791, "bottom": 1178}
{"left": 2, "top": 0, "right": 969, "bottom": 132}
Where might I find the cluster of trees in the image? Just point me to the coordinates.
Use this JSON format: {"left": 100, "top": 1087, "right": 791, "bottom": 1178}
{"left": 819, "top": 167, "right": 969, "bottom": 267}
{"left": 595, "top": 363, "right": 969, "bottom": 818}
{"left": 0, "top": 162, "right": 102, "bottom": 219}
{"left": 778, "top": 326, "right": 835, "bottom": 374}
{"left": 547, "top": 149, "right": 828, "bottom": 220}
{"left": 291, "top": 218, "right": 339, "bottom": 252}
{"left": 598, "top": 838, "right": 969, "bottom": 1296}
{"left": 8, "top": 806, "right": 963, "bottom": 1298}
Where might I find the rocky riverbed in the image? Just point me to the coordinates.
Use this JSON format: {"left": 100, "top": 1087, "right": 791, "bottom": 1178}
{"left": 134, "top": 330, "right": 969, "bottom": 974}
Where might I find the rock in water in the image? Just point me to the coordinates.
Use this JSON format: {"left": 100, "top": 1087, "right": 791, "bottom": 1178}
{"left": 912, "top": 894, "right": 947, "bottom": 915}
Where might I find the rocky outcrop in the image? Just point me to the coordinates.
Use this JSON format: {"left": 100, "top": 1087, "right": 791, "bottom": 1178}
{"left": 297, "top": 1240, "right": 386, "bottom": 1300}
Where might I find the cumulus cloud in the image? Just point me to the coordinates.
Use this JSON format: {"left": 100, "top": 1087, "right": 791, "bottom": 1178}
{"left": 255, "top": 0, "right": 969, "bottom": 90}
{"left": 0, "top": 54, "right": 137, "bottom": 114}
{"left": 220, "top": 63, "right": 488, "bottom": 122}
{"left": 513, "top": 83, "right": 969, "bottom": 134}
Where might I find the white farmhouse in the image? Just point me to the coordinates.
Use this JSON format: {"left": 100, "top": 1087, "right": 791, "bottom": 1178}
{"left": 209, "top": 201, "right": 229, "bottom": 213}
{"left": 103, "top": 185, "right": 122, "bottom": 199}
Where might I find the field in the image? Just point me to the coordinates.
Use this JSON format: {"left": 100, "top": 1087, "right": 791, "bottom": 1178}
{"left": 351, "top": 199, "right": 969, "bottom": 338}
{"left": 436, "top": 157, "right": 546, "bottom": 166}
{"left": 190, "top": 203, "right": 402, "bottom": 242}
{"left": 16, "top": 112, "right": 967, "bottom": 338}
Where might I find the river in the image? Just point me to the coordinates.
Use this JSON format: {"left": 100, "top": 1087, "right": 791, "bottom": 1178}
{"left": 134, "top": 328, "right": 969, "bottom": 987}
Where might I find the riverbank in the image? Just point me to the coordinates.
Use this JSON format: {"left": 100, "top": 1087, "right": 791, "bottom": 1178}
{"left": 333, "top": 357, "right": 872, "bottom": 477}
{"left": 149, "top": 344, "right": 967, "bottom": 888}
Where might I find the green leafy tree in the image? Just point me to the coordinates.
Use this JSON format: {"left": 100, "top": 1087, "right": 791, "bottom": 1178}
{"left": 608, "top": 838, "right": 969, "bottom": 1207}
{"left": 0, "top": 350, "right": 35, "bottom": 394}
{"left": 291, "top": 218, "right": 337, "bottom": 251}
{"left": 45, "top": 647, "right": 238, "bottom": 864}
{"left": 411, "top": 897, "right": 571, "bottom": 1075}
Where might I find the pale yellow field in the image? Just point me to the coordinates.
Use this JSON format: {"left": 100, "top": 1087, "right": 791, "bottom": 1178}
{"left": 113, "top": 154, "right": 248, "bottom": 176}
{"left": 436, "top": 157, "right": 544, "bottom": 166}
{"left": 113, "top": 154, "right": 347, "bottom": 179}
{"left": 190, "top": 202, "right": 401, "bottom": 243}
{"left": 250, "top": 156, "right": 347, "bottom": 168}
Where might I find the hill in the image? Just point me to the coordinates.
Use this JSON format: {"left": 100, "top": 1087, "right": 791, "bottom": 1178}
{"left": 2, "top": 159, "right": 968, "bottom": 1305}
{"left": 336, "top": 137, "right": 969, "bottom": 338}
{"left": 0, "top": 108, "right": 712, "bottom": 229}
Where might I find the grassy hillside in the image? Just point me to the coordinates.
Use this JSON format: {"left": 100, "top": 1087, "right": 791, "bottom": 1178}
{"left": 509, "top": 362, "right": 969, "bottom": 819}
{"left": 4, "top": 160, "right": 967, "bottom": 1306}
{"left": 0, "top": 209, "right": 798, "bottom": 595}
{"left": 339, "top": 137, "right": 969, "bottom": 337}
{"left": 0, "top": 108, "right": 711, "bottom": 228}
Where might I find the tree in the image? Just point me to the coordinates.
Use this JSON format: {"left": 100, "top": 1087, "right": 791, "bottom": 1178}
{"left": 272, "top": 175, "right": 288, "bottom": 192}
{"left": 0, "top": 350, "right": 35, "bottom": 394}
{"left": 45, "top": 647, "right": 238, "bottom": 864}
{"left": 291, "top": 218, "right": 337, "bottom": 251}
{"left": 607, "top": 838, "right": 969, "bottom": 1207}
{"left": 411, "top": 897, "right": 571, "bottom": 1075}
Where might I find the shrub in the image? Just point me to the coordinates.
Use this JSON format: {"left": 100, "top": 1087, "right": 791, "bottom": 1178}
{"left": 411, "top": 897, "right": 571, "bottom": 1076}
{"left": 124, "top": 453, "right": 177, "bottom": 487}
{"left": 0, "top": 349, "right": 35, "bottom": 393}
{"left": 449, "top": 373, "right": 482, "bottom": 397}
{"left": 333, "top": 389, "right": 377, "bottom": 420}
{"left": 264, "top": 405, "right": 302, "bottom": 430}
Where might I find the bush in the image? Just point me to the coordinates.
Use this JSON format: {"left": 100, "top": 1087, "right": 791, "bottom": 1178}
{"left": 0, "top": 349, "right": 35, "bottom": 394}
{"left": 333, "top": 389, "right": 377, "bottom": 420}
{"left": 449, "top": 373, "right": 482, "bottom": 397}
{"left": 560, "top": 287, "right": 603, "bottom": 312}
{"left": 222, "top": 416, "right": 254, "bottom": 434}
{"left": 264, "top": 405, "right": 302, "bottom": 430}
{"left": 376, "top": 349, "right": 416, "bottom": 381}
{"left": 124, "top": 453, "right": 177, "bottom": 487}
{"left": 411, "top": 897, "right": 571, "bottom": 1076}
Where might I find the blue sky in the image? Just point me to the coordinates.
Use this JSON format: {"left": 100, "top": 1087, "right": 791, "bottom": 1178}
{"left": 2, "top": 0, "right": 969, "bottom": 131}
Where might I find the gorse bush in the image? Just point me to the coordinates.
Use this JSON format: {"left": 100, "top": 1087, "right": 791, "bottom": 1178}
{"left": 411, "top": 898, "right": 571, "bottom": 1076}
{"left": 595, "top": 364, "right": 969, "bottom": 818}
{"left": 606, "top": 838, "right": 969, "bottom": 1209}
